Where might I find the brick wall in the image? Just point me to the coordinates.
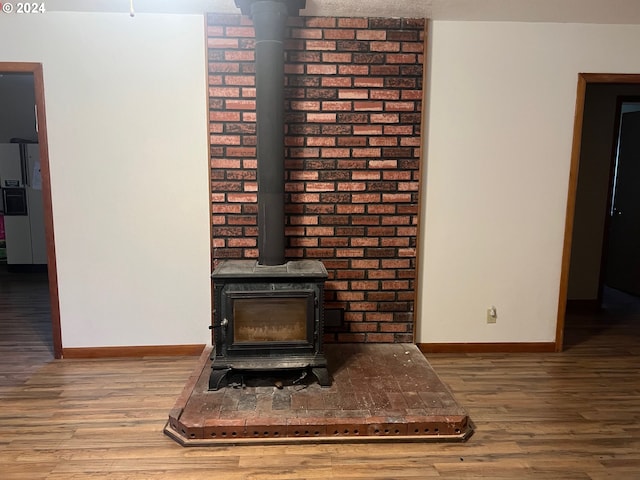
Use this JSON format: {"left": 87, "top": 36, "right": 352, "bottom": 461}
{"left": 207, "top": 13, "right": 425, "bottom": 343}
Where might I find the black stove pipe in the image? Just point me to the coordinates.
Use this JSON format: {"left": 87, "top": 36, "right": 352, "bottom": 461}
{"left": 236, "top": 0, "right": 304, "bottom": 266}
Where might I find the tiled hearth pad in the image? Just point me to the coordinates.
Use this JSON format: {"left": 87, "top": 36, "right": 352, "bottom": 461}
{"left": 165, "top": 344, "right": 472, "bottom": 445}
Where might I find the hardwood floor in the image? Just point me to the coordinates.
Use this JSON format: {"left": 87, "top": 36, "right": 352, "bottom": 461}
{"left": 1, "top": 269, "right": 639, "bottom": 479}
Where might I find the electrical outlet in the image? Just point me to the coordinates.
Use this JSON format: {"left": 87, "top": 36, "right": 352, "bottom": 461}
{"left": 486, "top": 306, "right": 497, "bottom": 324}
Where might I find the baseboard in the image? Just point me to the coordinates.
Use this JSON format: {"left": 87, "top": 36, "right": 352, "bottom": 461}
{"left": 417, "top": 342, "right": 556, "bottom": 354}
{"left": 62, "top": 344, "right": 206, "bottom": 359}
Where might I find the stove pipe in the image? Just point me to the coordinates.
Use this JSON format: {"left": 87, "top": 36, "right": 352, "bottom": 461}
{"left": 236, "top": 0, "right": 304, "bottom": 266}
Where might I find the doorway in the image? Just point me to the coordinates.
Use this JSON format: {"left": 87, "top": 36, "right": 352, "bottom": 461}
{"left": 0, "top": 62, "right": 61, "bottom": 358}
{"left": 556, "top": 74, "right": 640, "bottom": 351}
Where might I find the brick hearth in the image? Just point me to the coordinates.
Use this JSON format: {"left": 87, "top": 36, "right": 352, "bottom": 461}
{"left": 165, "top": 344, "right": 471, "bottom": 445}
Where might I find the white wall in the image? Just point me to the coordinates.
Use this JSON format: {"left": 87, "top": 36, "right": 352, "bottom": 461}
{"left": 419, "top": 21, "right": 640, "bottom": 343}
{"left": 0, "top": 12, "right": 211, "bottom": 348}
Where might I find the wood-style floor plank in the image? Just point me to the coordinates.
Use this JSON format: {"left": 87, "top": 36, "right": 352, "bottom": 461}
{"left": 1, "top": 268, "right": 640, "bottom": 478}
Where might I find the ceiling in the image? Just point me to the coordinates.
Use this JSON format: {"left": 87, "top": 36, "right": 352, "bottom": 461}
{"left": 43, "top": 0, "right": 640, "bottom": 25}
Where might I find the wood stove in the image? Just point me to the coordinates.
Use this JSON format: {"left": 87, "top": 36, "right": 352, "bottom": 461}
{"left": 209, "top": 0, "right": 331, "bottom": 390}
{"left": 209, "top": 260, "right": 330, "bottom": 390}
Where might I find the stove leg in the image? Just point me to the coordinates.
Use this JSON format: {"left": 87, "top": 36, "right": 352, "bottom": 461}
{"left": 311, "top": 367, "right": 331, "bottom": 387}
{"left": 209, "top": 368, "right": 231, "bottom": 391}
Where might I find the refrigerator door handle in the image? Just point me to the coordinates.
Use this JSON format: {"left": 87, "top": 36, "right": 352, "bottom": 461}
{"left": 19, "top": 144, "right": 29, "bottom": 187}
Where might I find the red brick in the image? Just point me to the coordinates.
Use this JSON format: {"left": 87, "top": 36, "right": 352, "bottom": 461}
{"left": 398, "top": 182, "right": 420, "bottom": 191}
{"left": 336, "top": 291, "right": 365, "bottom": 301}
{"left": 225, "top": 50, "right": 254, "bottom": 61}
{"left": 379, "top": 323, "right": 409, "bottom": 333}
{"left": 402, "top": 42, "right": 425, "bottom": 53}
{"left": 349, "top": 302, "right": 377, "bottom": 311}
{"left": 336, "top": 248, "right": 365, "bottom": 258}
{"left": 307, "top": 64, "right": 338, "bottom": 75}
{"left": 366, "top": 333, "right": 395, "bottom": 343}
{"left": 402, "top": 90, "right": 423, "bottom": 100}
{"left": 337, "top": 182, "right": 366, "bottom": 192}
{"left": 397, "top": 226, "right": 417, "bottom": 236}
{"left": 225, "top": 26, "right": 254, "bottom": 37}
{"left": 337, "top": 333, "right": 366, "bottom": 343}
{"left": 336, "top": 204, "right": 365, "bottom": 214}
{"left": 228, "top": 238, "right": 256, "bottom": 248}
{"left": 382, "top": 193, "right": 412, "bottom": 203}
{"left": 400, "top": 137, "right": 422, "bottom": 147}
{"left": 307, "top": 113, "right": 337, "bottom": 123}
{"left": 285, "top": 64, "right": 305, "bottom": 74}
{"left": 354, "top": 101, "right": 383, "bottom": 111}
{"left": 351, "top": 170, "right": 380, "bottom": 180}
{"left": 371, "top": 90, "right": 400, "bottom": 100}
{"left": 371, "top": 113, "right": 400, "bottom": 123}
{"left": 382, "top": 171, "right": 411, "bottom": 181}
{"left": 306, "top": 40, "right": 337, "bottom": 51}
{"left": 337, "top": 18, "right": 368, "bottom": 28}
{"left": 381, "top": 237, "right": 410, "bottom": 247}
{"left": 367, "top": 292, "right": 396, "bottom": 302}
{"left": 352, "top": 147, "right": 381, "bottom": 158}
{"left": 210, "top": 111, "right": 241, "bottom": 122}
{"left": 382, "top": 280, "right": 410, "bottom": 290}
{"left": 365, "top": 313, "right": 394, "bottom": 322}
{"left": 337, "top": 137, "right": 367, "bottom": 147}
{"left": 322, "top": 52, "right": 353, "bottom": 63}
{"left": 290, "top": 171, "right": 319, "bottom": 182}
{"left": 356, "top": 30, "right": 386, "bottom": 41}
{"left": 370, "top": 41, "right": 400, "bottom": 52}
{"left": 338, "top": 89, "right": 369, "bottom": 99}
{"left": 353, "top": 125, "right": 383, "bottom": 136}
{"left": 290, "top": 147, "right": 320, "bottom": 158}
{"left": 382, "top": 259, "right": 411, "bottom": 269}
{"left": 338, "top": 65, "right": 370, "bottom": 75}
{"left": 321, "top": 77, "right": 352, "bottom": 87}
{"left": 384, "top": 125, "right": 413, "bottom": 135}
{"left": 367, "top": 204, "right": 396, "bottom": 214}
{"left": 353, "top": 77, "right": 385, "bottom": 88}
{"left": 350, "top": 237, "right": 379, "bottom": 247}
{"left": 224, "top": 73, "right": 255, "bottom": 85}
{"left": 352, "top": 193, "right": 381, "bottom": 203}
{"left": 291, "top": 100, "right": 320, "bottom": 111}
{"left": 321, "top": 101, "right": 352, "bottom": 111}
{"left": 350, "top": 323, "right": 378, "bottom": 333}
{"left": 305, "top": 17, "right": 337, "bottom": 28}
{"left": 368, "top": 160, "right": 397, "bottom": 169}
{"left": 386, "top": 53, "right": 417, "bottom": 64}
{"left": 212, "top": 156, "right": 242, "bottom": 169}
{"left": 227, "top": 193, "right": 257, "bottom": 203}
{"left": 225, "top": 99, "right": 256, "bottom": 110}
{"left": 306, "top": 182, "right": 335, "bottom": 192}
{"left": 290, "top": 193, "right": 320, "bottom": 203}
{"left": 241, "top": 87, "right": 256, "bottom": 97}
{"left": 321, "top": 237, "right": 350, "bottom": 247}
{"left": 321, "top": 148, "right": 350, "bottom": 158}
{"left": 209, "top": 62, "right": 240, "bottom": 73}
{"left": 207, "top": 25, "right": 224, "bottom": 36}
{"left": 324, "top": 29, "right": 355, "bottom": 40}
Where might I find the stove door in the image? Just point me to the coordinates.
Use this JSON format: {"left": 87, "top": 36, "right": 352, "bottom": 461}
{"left": 224, "top": 289, "right": 316, "bottom": 355}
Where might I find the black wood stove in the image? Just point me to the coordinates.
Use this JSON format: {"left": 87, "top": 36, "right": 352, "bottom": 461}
{"left": 209, "top": 0, "right": 331, "bottom": 390}
{"left": 209, "top": 259, "right": 330, "bottom": 389}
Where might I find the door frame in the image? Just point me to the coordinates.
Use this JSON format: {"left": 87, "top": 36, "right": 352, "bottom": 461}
{"left": 556, "top": 73, "right": 640, "bottom": 352}
{"left": 1, "top": 62, "right": 62, "bottom": 358}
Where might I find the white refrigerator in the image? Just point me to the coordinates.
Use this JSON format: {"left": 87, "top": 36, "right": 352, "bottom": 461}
{"left": 0, "top": 143, "right": 47, "bottom": 265}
